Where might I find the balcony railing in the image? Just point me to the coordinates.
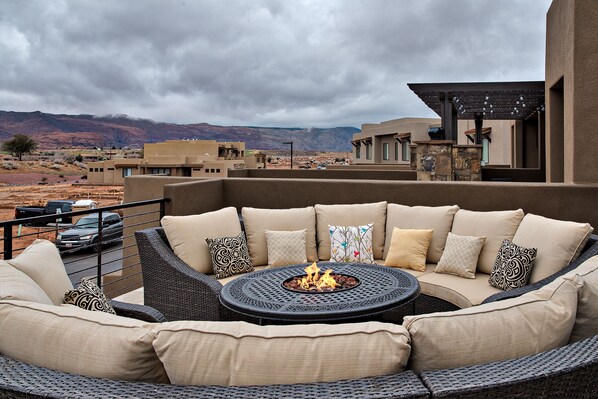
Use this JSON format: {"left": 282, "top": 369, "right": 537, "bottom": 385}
{"left": 0, "top": 198, "right": 168, "bottom": 297}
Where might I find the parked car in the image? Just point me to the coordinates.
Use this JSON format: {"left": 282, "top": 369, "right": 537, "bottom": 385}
{"left": 15, "top": 200, "right": 76, "bottom": 226}
{"left": 55, "top": 212, "right": 123, "bottom": 252}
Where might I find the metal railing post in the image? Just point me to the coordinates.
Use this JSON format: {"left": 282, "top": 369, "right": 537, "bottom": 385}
{"left": 96, "top": 210, "right": 103, "bottom": 287}
{"left": 159, "top": 199, "right": 166, "bottom": 219}
{"left": 3, "top": 225, "right": 12, "bottom": 260}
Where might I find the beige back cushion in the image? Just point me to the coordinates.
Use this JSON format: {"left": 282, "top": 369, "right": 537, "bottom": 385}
{"left": 315, "top": 202, "right": 387, "bottom": 260}
{"left": 512, "top": 213, "right": 593, "bottom": 283}
{"left": 451, "top": 209, "right": 524, "bottom": 274}
{"left": 161, "top": 207, "right": 242, "bottom": 274}
{"left": 242, "top": 207, "right": 317, "bottom": 266}
{"left": 384, "top": 204, "right": 459, "bottom": 263}
{"left": 561, "top": 255, "right": 598, "bottom": 343}
{"left": 153, "top": 320, "right": 410, "bottom": 386}
{"left": 403, "top": 278, "right": 577, "bottom": 372}
{"left": 0, "top": 300, "right": 168, "bottom": 383}
{"left": 6, "top": 239, "right": 73, "bottom": 305}
{"left": 0, "top": 261, "right": 53, "bottom": 305}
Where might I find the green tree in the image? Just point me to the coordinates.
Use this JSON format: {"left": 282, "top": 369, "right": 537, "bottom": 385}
{"left": 2, "top": 134, "right": 38, "bottom": 161}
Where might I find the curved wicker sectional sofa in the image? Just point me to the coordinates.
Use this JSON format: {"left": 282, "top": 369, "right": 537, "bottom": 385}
{"left": 2, "top": 202, "right": 598, "bottom": 398}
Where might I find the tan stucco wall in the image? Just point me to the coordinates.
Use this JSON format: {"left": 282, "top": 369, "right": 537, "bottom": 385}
{"left": 546, "top": 0, "right": 598, "bottom": 183}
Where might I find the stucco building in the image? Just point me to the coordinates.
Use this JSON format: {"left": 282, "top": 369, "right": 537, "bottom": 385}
{"left": 352, "top": 118, "right": 514, "bottom": 167}
{"left": 87, "top": 140, "right": 266, "bottom": 184}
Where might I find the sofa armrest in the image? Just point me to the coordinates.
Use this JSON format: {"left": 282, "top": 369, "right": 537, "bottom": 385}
{"left": 420, "top": 335, "right": 598, "bottom": 398}
{"left": 483, "top": 234, "right": 598, "bottom": 304}
{"left": 135, "top": 228, "right": 227, "bottom": 321}
{"left": 110, "top": 300, "right": 167, "bottom": 323}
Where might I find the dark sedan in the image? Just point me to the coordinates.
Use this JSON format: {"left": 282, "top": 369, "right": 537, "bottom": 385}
{"left": 55, "top": 212, "right": 123, "bottom": 252}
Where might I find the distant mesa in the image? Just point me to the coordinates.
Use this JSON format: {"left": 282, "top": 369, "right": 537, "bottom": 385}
{"left": 0, "top": 110, "right": 359, "bottom": 151}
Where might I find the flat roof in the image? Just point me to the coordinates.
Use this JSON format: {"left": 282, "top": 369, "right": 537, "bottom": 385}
{"left": 408, "top": 81, "right": 545, "bottom": 120}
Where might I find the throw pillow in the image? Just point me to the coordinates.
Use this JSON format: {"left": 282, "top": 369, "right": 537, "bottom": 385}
{"left": 265, "top": 229, "right": 307, "bottom": 268}
{"left": 205, "top": 232, "right": 254, "bottom": 279}
{"left": 435, "top": 233, "right": 486, "bottom": 279}
{"left": 329, "top": 224, "right": 375, "bottom": 263}
{"left": 6, "top": 239, "right": 73, "bottom": 305}
{"left": 64, "top": 278, "right": 116, "bottom": 314}
{"left": 384, "top": 228, "right": 433, "bottom": 272}
{"left": 489, "top": 239, "right": 537, "bottom": 291}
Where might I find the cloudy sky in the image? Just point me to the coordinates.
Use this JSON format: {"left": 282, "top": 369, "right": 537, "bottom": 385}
{"left": 1, "top": 0, "right": 551, "bottom": 128}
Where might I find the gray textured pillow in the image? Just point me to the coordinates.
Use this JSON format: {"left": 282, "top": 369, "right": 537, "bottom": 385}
{"left": 435, "top": 233, "right": 486, "bottom": 279}
{"left": 206, "top": 233, "right": 253, "bottom": 279}
{"left": 265, "top": 230, "right": 307, "bottom": 268}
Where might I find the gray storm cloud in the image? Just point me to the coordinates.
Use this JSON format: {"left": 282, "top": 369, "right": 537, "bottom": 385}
{"left": 0, "top": 0, "right": 551, "bottom": 128}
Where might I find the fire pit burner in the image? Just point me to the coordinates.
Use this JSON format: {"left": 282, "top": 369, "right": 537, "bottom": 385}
{"left": 281, "top": 262, "right": 360, "bottom": 293}
{"left": 282, "top": 273, "right": 360, "bottom": 293}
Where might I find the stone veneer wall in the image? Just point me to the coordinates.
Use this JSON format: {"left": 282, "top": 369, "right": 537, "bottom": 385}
{"left": 453, "top": 145, "right": 482, "bottom": 181}
{"left": 413, "top": 141, "right": 482, "bottom": 181}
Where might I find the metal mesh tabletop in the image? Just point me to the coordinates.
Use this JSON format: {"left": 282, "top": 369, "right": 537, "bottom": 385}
{"left": 220, "top": 262, "right": 420, "bottom": 322}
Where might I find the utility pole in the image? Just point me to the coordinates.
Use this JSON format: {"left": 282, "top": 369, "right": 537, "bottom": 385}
{"left": 283, "top": 141, "right": 294, "bottom": 169}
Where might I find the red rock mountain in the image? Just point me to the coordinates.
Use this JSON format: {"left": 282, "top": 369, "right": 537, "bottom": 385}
{"left": 0, "top": 111, "right": 358, "bottom": 151}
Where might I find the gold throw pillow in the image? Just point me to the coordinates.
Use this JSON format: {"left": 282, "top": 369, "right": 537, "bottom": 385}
{"left": 384, "top": 228, "right": 433, "bottom": 272}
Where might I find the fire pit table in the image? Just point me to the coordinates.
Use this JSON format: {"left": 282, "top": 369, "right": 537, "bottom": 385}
{"left": 220, "top": 262, "right": 420, "bottom": 324}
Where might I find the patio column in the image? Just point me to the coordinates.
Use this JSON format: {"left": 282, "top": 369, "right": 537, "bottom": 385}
{"left": 474, "top": 113, "right": 484, "bottom": 144}
{"left": 439, "top": 92, "right": 458, "bottom": 141}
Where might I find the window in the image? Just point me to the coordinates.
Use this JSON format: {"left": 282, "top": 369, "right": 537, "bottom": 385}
{"left": 402, "top": 141, "right": 411, "bottom": 161}
{"left": 366, "top": 143, "right": 371, "bottom": 160}
{"left": 356, "top": 144, "right": 361, "bottom": 159}
{"left": 107, "top": 167, "right": 114, "bottom": 171}
{"left": 482, "top": 138, "right": 489, "bottom": 165}
{"left": 99, "top": 168, "right": 104, "bottom": 172}
{"left": 383, "top": 143, "right": 390, "bottom": 161}
{"left": 122, "top": 167, "right": 133, "bottom": 178}
{"left": 394, "top": 141, "right": 399, "bottom": 161}
{"left": 216, "top": 168, "right": 221, "bottom": 173}
{"left": 150, "top": 168, "right": 171, "bottom": 176}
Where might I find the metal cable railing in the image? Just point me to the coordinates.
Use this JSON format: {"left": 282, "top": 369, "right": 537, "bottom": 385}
{"left": 0, "top": 198, "right": 169, "bottom": 295}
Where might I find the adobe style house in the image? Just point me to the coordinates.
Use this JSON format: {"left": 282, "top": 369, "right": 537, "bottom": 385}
{"left": 352, "top": 118, "right": 514, "bottom": 167}
{"left": 353, "top": 0, "right": 598, "bottom": 184}
{"left": 87, "top": 140, "right": 267, "bottom": 184}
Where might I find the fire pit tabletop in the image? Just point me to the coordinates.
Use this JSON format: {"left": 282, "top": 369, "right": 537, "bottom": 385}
{"left": 219, "top": 262, "right": 420, "bottom": 323}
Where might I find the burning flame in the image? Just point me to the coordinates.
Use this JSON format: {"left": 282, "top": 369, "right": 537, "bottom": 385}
{"left": 300, "top": 262, "right": 337, "bottom": 291}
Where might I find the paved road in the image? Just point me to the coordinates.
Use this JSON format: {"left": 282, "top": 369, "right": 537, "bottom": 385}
{"left": 61, "top": 241, "right": 123, "bottom": 285}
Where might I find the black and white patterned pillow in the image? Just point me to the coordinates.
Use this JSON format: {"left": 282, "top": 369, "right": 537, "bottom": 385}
{"left": 489, "top": 240, "right": 538, "bottom": 291}
{"left": 206, "top": 232, "right": 253, "bottom": 279}
{"left": 64, "top": 277, "right": 116, "bottom": 314}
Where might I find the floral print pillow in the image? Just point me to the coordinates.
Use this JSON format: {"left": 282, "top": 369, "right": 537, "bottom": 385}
{"left": 329, "top": 224, "right": 374, "bottom": 263}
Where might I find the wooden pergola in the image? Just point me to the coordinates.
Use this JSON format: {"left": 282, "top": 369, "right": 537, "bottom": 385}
{"left": 408, "top": 81, "right": 545, "bottom": 144}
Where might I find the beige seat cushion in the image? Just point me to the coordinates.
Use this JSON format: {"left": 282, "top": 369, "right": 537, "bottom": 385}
{"left": 0, "top": 300, "right": 168, "bottom": 383}
{"left": 512, "top": 213, "right": 593, "bottom": 283}
{"left": 561, "top": 255, "right": 598, "bottom": 343}
{"left": 315, "top": 202, "right": 387, "bottom": 260}
{"left": 216, "top": 265, "right": 268, "bottom": 286}
{"left": 161, "top": 207, "right": 242, "bottom": 274}
{"left": 451, "top": 209, "right": 524, "bottom": 274}
{"left": 403, "top": 278, "right": 578, "bottom": 372}
{"left": 6, "top": 239, "right": 73, "bottom": 305}
{"left": 242, "top": 207, "right": 318, "bottom": 266}
{"left": 153, "top": 320, "right": 410, "bottom": 386}
{"left": 373, "top": 260, "right": 437, "bottom": 278}
{"left": 384, "top": 204, "right": 459, "bottom": 263}
{"left": 0, "top": 261, "right": 53, "bottom": 305}
{"left": 417, "top": 271, "right": 502, "bottom": 308}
